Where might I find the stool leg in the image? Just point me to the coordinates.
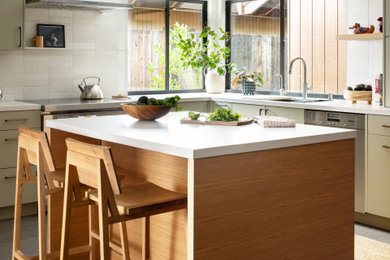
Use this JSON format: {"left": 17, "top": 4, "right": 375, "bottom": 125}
{"left": 37, "top": 156, "right": 47, "bottom": 260}
{"left": 98, "top": 189, "right": 110, "bottom": 259}
{"left": 12, "top": 156, "right": 24, "bottom": 259}
{"left": 89, "top": 204, "right": 98, "bottom": 260}
{"left": 60, "top": 165, "right": 74, "bottom": 260}
{"left": 119, "top": 221, "right": 130, "bottom": 260}
{"left": 142, "top": 217, "right": 150, "bottom": 260}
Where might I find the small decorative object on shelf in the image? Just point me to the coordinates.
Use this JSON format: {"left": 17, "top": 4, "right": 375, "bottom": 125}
{"left": 349, "top": 23, "right": 375, "bottom": 34}
{"left": 375, "top": 74, "right": 383, "bottom": 106}
{"left": 32, "top": 36, "right": 43, "bottom": 47}
{"left": 232, "top": 67, "right": 264, "bottom": 96}
{"left": 37, "top": 24, "right": 65, "bottom": 48}
{"left": 378, "top": 17, "right": 383, "bottom": 33}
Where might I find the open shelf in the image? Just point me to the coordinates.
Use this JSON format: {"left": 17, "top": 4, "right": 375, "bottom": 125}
{"left": 336, "top": 33, "right": 383, "bottom": 41}
{"left": 24, "top": 47, "right": 69, "bottom": 50}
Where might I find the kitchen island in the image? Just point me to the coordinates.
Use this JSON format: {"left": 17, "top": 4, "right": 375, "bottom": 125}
{"left": 46, "top": 112, "right": 356, "bottom": 260}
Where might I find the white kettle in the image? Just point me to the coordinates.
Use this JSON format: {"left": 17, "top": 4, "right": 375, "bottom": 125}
{"left": 78, "top": 76, "right": 104, "bottom": 100}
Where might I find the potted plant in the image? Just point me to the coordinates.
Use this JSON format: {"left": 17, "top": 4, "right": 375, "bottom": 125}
{"left": 232, "top": 67, "right": 264, "bottom": 95}
{"left": 171, "top": 23, "right": 233, "bottom": 93}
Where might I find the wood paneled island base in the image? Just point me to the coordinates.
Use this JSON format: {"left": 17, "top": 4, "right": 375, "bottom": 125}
{"left": 47, "top": 128, "right": 354, "bottom": 260}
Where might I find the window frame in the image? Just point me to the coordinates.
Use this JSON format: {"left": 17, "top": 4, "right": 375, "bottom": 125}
{"left": 128, "top": 0, "right": 208, "bottom": 95}
{"left": 225, "top": 0, "right": 286, "bottom": 93}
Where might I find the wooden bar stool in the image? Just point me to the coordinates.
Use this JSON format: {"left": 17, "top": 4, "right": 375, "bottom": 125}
{"left": 12, "top": 126, "right": 91, "bottom": 260}
{"left": 60, "top": 138, "right": 187, "bottom": 260}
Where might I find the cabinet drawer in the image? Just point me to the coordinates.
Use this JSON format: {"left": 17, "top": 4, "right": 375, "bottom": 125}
{"left": 265, "top": 106, "right": 304, "bottom": 124}
{"left": 179, "top": 102, "right": 209, "bottom": 113}
{"left": 0, "top": 111, "right": 40, "bottom": 130}
{"left": 232, "top": 104, "right": 263, "bottom": 118}
{"left": 368, "top": 115, "right": 390, "bottom": 136}
{"left": 367, "top": 134, "right": 390, "bottom": 218}
{"left": 0, "top": 130, "right": 19, "bottom": 168}
{"left": 0, "top": 168, "right": 37, "bottom": 207}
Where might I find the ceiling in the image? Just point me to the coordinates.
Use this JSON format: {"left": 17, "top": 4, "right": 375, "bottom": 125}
{"left": 130, "top": 0, "right": 280, "bottom": 17}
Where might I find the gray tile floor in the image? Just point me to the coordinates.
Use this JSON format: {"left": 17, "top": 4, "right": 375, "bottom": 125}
{"left": 0, "top": 215, "right": 38, "bottom": 259}
{"left": 0, "top": 216, "right": 390, "bottom": 258}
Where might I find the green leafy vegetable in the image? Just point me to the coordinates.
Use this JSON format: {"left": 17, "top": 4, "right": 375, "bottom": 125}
{"left": 136, "top": 95, "right": 182, "bottom": 111}
{"left": 208, "top": 107, "right": 241, "bottom": 122}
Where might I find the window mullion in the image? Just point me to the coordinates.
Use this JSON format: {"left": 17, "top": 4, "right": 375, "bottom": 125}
{"left": 165, "top": 0, "right": 170, "bottom": 91}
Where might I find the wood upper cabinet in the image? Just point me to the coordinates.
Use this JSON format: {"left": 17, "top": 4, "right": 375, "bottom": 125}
{"left": 0, "top": 0, "right": 24, "bottom": 50}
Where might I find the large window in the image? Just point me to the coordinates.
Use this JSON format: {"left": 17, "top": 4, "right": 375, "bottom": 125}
{"left": 226, "top": 0, "right": 286, "bottom": 92}
{"left": 128, "top": 0, "right": 205, "bottom": 93}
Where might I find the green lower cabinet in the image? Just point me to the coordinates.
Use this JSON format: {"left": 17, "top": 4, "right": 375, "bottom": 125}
{"left": 0, "top": 167, "right": 37, "bottom": 207}
{"left": 265, "top": 106, "right": 305, "bottom": 124}
{"left": 179, "top": 101, "right": 210, "bottom": 113}
{"left": 231, "top": 104, "right": 264, "bottom": 118}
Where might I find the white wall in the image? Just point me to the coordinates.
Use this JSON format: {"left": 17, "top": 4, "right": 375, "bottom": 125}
{"left": 346, "top": 0, "right": 383, "bottom": 88}
{"left": 0, "top": 8, "right": 128, "bottom": 101}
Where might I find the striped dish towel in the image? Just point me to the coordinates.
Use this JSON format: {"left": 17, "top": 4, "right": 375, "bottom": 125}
{"left": 253, "top": 116, "right": 296, "bottom": 128}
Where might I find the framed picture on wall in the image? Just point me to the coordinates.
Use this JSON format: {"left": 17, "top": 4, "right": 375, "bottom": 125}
{"left": 37, "top": 24, "right": 65, "bottom": 48}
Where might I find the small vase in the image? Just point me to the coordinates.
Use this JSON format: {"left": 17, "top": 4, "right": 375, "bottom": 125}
{"left": 205, "top": 69, "right": 225, "bottom": 94}
{"left": 242, "top": 80, "right": 256, "bottom": 95}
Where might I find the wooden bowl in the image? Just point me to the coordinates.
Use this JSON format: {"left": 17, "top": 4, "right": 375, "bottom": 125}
{"left": 121, "top": 104, "right": 172, "bottom": 120}
{"left": 343, "top": 90, "right": 372, "bottom": 104}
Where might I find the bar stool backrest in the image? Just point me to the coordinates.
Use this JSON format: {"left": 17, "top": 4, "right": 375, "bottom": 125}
{"left": 18, "top": 126, "right": 56, "bottom": 173}
{"left": 65, "top": 138, "right": 121, "bottom": 195}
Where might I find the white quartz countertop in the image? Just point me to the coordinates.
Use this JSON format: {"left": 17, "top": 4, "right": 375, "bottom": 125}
{"left": 134, "top": 93, "right": 390, "bottom": 116}
{"left": 13, "top": 92, "right": 390, "bottom": 116}
{"left": 46, "top": 112, "right": 356, "bottom": 159}
{"left": 0, "top": 101, "right": 41, "bottom": 112}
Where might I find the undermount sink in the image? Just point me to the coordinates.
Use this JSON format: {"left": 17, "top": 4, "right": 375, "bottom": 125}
{"left": 277, "top": 98, "right": 328, "bottom": 103}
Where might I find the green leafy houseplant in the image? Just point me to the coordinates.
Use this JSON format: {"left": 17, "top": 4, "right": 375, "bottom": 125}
{"left": 171, "top": 23, "right": 233, "bottom": 76}
{"left": 232, "top": 67, "right": 264, "bottom": 88}
{"left": 147, "top": 24, "right": 201, "bottom": 90}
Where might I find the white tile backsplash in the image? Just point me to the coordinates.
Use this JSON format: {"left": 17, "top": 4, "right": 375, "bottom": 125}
{"left": 0, "top": 8, "right": 128, "bottom": 101}
{"left": 346, "top": 0, "right": 383, "bottom": 88}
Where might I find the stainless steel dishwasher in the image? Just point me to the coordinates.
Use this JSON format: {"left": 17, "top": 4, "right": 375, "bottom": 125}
{"left": 305, "top": 110, "right": 366, "bottom": 213}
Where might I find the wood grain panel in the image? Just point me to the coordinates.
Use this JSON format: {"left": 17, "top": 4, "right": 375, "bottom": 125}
{"left": 190, "top": 139, "right": 355, "bottom": 259}
{"left": 324, "top": 0, "right": 339, "bottom": 94}
{"left": 337, "top": 0, "right": 347, "bottom": 92}
{"left": 300, "top": 0, "right": 313, "bottom": 87}
{"left": 49, "top": 132, "right": 188, "bottom": 260}
{"left": 289, "top": 0, "right": 301, "bottom": 92}
{"left": 312, "top": 0, "right": 325, "bottom": 93}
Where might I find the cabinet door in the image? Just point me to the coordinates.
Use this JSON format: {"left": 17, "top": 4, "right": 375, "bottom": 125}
{"left": 179, "top": 102, "right": 210, "bottom": 113}
{"left": 0, "top": 0, "right": 24, "bottom": 50}
{"left": 385, "top": 38, "right": 390, "bottom": 107}
{"left": 0, "top": 168, "right": 37, "bottom": 207}
{"left": 232, "top": 104, "right": 264, "bottom": 118}
{"left": 0, "top": 130, "right": 19, "bottom": 169}
{"left": 265, "top": 106, "right": 304, "bottom": 123}
{"left": 367, "top": 134, "right": 390, "bottom": 218}
{"left": 386, "top": 0, "right": 390, "bottom": 37}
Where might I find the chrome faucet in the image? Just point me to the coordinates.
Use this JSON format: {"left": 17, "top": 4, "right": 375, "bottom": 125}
{"left": 288, "top": 57, "right": 312, "bottom": 100}
{"left": 273, "top": 74, "right": 287, "bottom": 96}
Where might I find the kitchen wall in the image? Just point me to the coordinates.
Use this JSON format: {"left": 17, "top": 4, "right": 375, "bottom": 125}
{"left": 346, "top": 0, "right": 383, "bottom": 89}
{"left": 288, "top": 0, "right": 347, "bottom": 95}
{"left": 0, "top": 7, "right": 128, "bottom": 101}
